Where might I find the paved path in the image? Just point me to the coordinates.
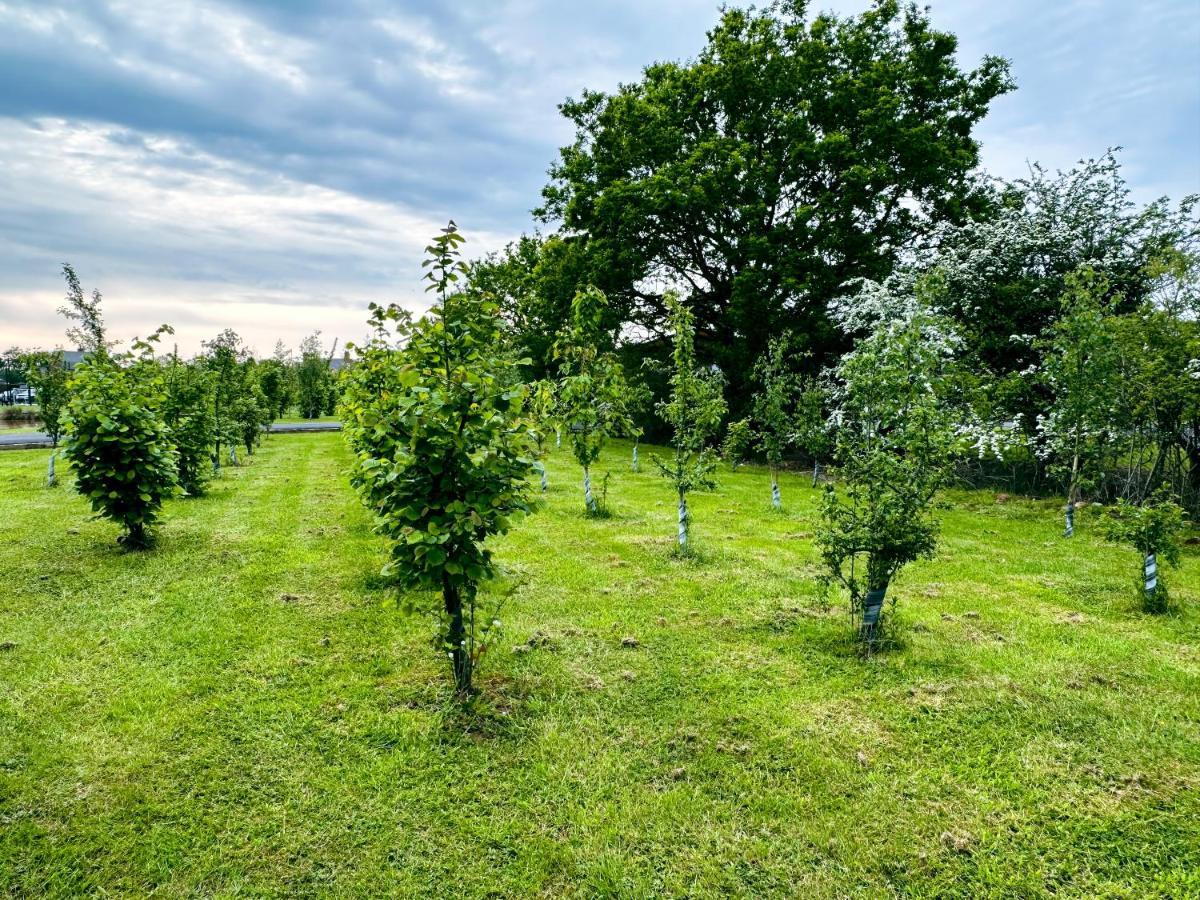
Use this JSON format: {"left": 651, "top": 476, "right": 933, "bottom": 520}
{"left": 0, "top": 420, "right": 341, "bottom": 450}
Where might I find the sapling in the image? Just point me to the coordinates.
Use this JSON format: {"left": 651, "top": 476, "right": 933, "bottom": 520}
{"left": 162, "top": 351, "right": 216, "bottom": 496}
{"left": 58, "top": 273, "right": 178, "bottom": 549}
{"left": 21, "top": 349, "right": 70, "bottom": 485}
{"left": 340, "top": 222, "right": 537, "bottom": 697}
{"left": 527, "top": 379, "right": 558, "bottom": 492}
{"left": 722, "top": 417, "right": 753, "bottom": 471}
{"left": 747, "top": 334, "right": 808, "bottom": 508}
{"left": 817, "top": 278, "right": 958, "bottom": 650}
{"left": 625, "top": 378, "right": 653, "bottom": 472}
{"left": 1103, "top": 489, "right": 1187, "bottom": 613}
{"left": 1038, "top": 267, "right": 1122, "bottom": 536}
{"left": 553, "top": 286, "right": 635, "bottom": 515}
{"left": 652, "top": 293, "right": 727, "bottom": 552}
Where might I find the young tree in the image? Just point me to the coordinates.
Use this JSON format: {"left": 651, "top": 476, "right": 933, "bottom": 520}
{"left": 297, "top": 332, "right": 335, "bottom": 419}
{"left": 58, "top": 274, "right": 178, "bottom": 549}
{"left": 722, "top": 417, "right": 754, "bottom": 471}
{"left": 202, "top": 330, "right": 245, "bottom": 468}
{"left": 340, "top": 223, "right": 537, "bottom": 697}
{"left": 1037, "top": 267, "right": 1123, "bottom": 536}
{"left": 257, "top": 357, "right": 290, "bottom": 422}
{"left": 527, "top": 379, "right": 558, "bottom": 492}
{"left": 163, "top": 353, "right": 216, "bottom": 496}
{"left": 553, "top": 286, "right": 635, "bottom": 514}
{"left": 747, "top": 334, "right": 807, "bottom": 508}
{"left": 817, "top": 277, "right": 959, "bottom": 649}
{"left": 625, "top": 376, "right": 653, "bottom": 473}
{"left": 653, "top": 293, "right": 727, "bottom": 552}
{"left": 1103, "top": 490, "right": 1187, "bottom": 614}
{"left": 21, "top": 349, "right": 70, "bottom": 485}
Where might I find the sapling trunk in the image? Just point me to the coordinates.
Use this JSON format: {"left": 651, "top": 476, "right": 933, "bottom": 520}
{"left": 771, "top": 469, "right": 781, "bottom": 509}
{"left": 1064, "top": 500, "right": 1075, "bottom": 537}
{"left": 632, "top": 441, "right": 639, "bottom": 473}
{"left": 46, "top": 451, "right": 56, "bottom": 487}
{"left": 441, "top": 574, "right": 472, "bottom": 696}
{"left": 555, "top": 428, "right": 561, "bottom": 448}
{"left": 812, "top": 461, "right": 821, "bottom": 488}
{"left": 537, "top": 461, "right": 548, "bottom": 492}
{"left": 583, "top": 466, "right": 596, "bottom": 513}
{"left": 229, "top": 446, "right": 238, "bottom": 466}
{"left": 860, "top": 581, "right": 888, "bottom": 646}
{"left": 1144, "top": 552, "right": 1159, "bottom": 606}
{"left": 677, "top": 488, "right": 689, "bottom": 550}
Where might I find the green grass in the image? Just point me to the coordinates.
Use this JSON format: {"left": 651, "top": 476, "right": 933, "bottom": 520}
{"left": 1, "top": 434, "right": 1197, "bottom": 897}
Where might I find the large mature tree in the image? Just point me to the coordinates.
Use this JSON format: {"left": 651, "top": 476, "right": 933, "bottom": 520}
{"left": 537, "top": 0, "right": 1012, "bottom": 405}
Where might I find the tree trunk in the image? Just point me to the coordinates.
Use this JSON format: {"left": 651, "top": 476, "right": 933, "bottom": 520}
{"left": 632, "top": 441, "right": 639, "bottom": 473}
{"left": 46, "top": 451, "right": 56, "bottom": 487}
{"left": 677, "top": 488, "right": 689, "bottom": 551}
{"left": 442, "top": 574, "right": 471, "bottom": 695}
{"left": 771, "top": 469, "right": 781, "bottom": 508}
{"left": 812, "top": 461, "right": 821, "bottom": 488}
{"left": 583, "top": 466, "right": 596, "bottom": 513}
{"left": 860, "top": 580, "right": 888, "bottom": 647}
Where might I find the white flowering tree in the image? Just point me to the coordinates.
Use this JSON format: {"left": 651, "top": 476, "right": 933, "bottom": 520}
{"left": 818, "top": 275, "right": 959, "bottom": 648}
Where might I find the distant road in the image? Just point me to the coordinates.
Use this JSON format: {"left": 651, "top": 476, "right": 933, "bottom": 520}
{"left": 0, "top": 420, "right": 342, "bottom": 450}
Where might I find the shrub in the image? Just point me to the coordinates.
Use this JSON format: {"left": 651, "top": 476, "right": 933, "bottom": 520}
{"left": 62, "top": 336, "right": 178, "bottom": 550}
{"left": 162, "top": 355, "right": 216, "bottom": 496}
{"left": 1103, "top": 491, "right": 1187, "bottom": 613}
{"left": 341, "top": 223, "right": 537, "bottom": 697}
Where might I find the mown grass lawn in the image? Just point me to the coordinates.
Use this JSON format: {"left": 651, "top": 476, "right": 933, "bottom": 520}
{"left": 1, "top": 433, "right": 1197, "bottom": 897}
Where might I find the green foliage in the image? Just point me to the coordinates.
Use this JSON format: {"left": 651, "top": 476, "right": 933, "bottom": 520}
{"left": 340, "top": 222, "right": 537, "bottom": 696}
{"left": 538, "top": 0, "right": 1012, "bottom": 410}
{"left": 553, "top": 286, "right": 635, "bottom": 513}
{"left": 162, "top": 356, "right": 216, "bottom": 496}
{"left": 722, "top": 417, "right": 753, "bottom": 470}
{"left": 21, "top": 349, "right": 70, "bottom": 448}
{"left": 202, "top": 331, "right": 268, "bottom": 464}
{"left": 932, "top": 152, "right": 1198, "bottom": 434}
{"left": 652, "top": 293, "right": 727, "bottom": 550}
{"left": 58, "top": 263, "right": 109, "bottom": 354}
{"left": 1103, "top": 490, "right": 1188, "bottom": 613}
{"left": 297, "top": 332, "right": 337, "bottom": 419}
{"left": 59, "top": 291, "right": 178, "bottom": 550}
{"left": 257, "top": 358, "right": 291, "bottom": 422}
{"left": 1038, "top": 267, "right": 1123, "bottom": 516}
{"left": 817, "top": 281, "right": 958, "bottom": 643}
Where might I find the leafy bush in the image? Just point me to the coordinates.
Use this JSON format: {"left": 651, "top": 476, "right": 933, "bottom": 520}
{"left": 62, "top": 334, "right": 178, "bottom": 550}
{"left": 162, "top": 355, "right": 216, "bottom": 496}
{"left": 1103, "top": 491, "right": 1187, "bottom": 613}
{"left": 341, "top": 223, "right": 537, "bottom": 696}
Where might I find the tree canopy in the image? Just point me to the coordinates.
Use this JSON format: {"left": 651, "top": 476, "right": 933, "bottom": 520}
{"left": 536, "top": 0, "right": 1013, "bottom": 407}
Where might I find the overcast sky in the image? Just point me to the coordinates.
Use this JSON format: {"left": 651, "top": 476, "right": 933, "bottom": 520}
{"left": 2, "top": 0, "right": 1198, "bottom": 356}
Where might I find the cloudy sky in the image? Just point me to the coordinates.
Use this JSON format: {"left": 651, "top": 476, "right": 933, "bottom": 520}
{"left": 2, "top": 0, "right": 1198, "bottom": 356}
